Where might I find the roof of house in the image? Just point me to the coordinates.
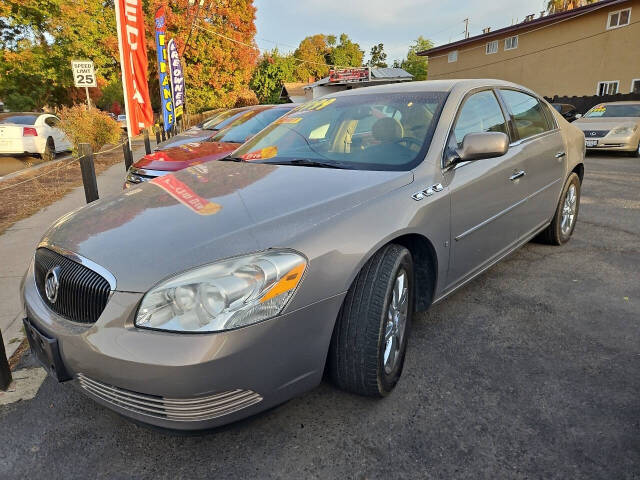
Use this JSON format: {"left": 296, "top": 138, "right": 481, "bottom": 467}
{"left": 304, "top": 67, "right": 413, "bottom": 89}
{"left": 281, "top": 82, "right": 308, "bottom": 98}
{"left": 418, "top": 0, "right": 629, "bottom": 56}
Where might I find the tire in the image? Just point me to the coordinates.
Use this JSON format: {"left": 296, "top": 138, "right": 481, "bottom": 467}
{"left": 42, "top": 137, "right": 55, "bottom": 162}
{"left": 328, "top": 244, "right": 414, "bottom": 397}
{"left": 537, "top": 172, "right": 581, "bottom": 245}
{"left": 629, "top": 142, "right": 640, "bottom": 158}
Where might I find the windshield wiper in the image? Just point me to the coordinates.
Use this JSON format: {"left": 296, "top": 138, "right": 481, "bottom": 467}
{"left": 262, "top": 159, "right": 350, "bottom": 169}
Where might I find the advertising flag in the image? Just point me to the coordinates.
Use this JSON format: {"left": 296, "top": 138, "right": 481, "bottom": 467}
{"left": 167, "top": 39, "right": 185, "bottom": 119}
{"left": 155, "top": 6, "right": 174, "bottom": 132}
{"left": 114, "top": 0, "right": 154, "bottom": 137}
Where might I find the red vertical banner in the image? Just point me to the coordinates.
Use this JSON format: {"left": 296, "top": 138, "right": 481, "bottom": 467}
{"left": 114, "top": 0, "right": 154, "bottom": 137}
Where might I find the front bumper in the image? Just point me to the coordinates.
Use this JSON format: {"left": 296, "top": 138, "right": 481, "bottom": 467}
{"left": 22, "top": 262, "right": 345, "bottom": 430}
{"left": 584, "top": 135, "right": 638, "bottom": 152}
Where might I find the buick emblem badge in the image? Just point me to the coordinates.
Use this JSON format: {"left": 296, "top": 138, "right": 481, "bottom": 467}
{"left": 44, "top": 266, "right": 61, "bottom": 304}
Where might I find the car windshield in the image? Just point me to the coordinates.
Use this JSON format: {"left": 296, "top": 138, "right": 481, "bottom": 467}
{"left": 0, "top": 114, "right": 38, "bottom": 125}
{"left": 201, "top": 109, "right": 247, "bottom": 130}
{"left": 117, "top": 115, "right": 126, "bottom": 121}
{"left": 231, "top": 92, "right": 447, "bottom": 171}
{"left": 584, "top": 104, "right": 640, "bottom": 118}
{"left": 211, "top": 108, "right": 293, "bottom": 144}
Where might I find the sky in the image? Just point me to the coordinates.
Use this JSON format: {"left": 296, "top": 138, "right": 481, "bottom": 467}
{"left": 254, "top": 0, "right": 549, "bottom": 64}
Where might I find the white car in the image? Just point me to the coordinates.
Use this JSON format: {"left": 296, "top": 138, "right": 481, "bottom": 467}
{"left": 0, "top": 112, "right": 72, "bottom": 161}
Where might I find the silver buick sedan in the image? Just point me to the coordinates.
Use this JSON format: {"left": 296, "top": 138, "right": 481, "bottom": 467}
{"left": 21, "top": 79, "right": 585, "bottom": 430}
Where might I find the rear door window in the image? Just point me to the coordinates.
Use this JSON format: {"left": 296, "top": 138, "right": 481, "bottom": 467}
{"left": 499, "top": 90, "right": 552, "bottom": 140}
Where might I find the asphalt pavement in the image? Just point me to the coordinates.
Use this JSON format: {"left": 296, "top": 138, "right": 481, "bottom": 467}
{"left": 0, "top": 153, "right": 638, "bottom": 479}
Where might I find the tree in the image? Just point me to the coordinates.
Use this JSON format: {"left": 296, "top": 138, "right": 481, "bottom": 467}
{"left": 250, "top": 49, "right": 297, "bottom": 104}
{"left": 327, "top": 33, "right": 364, "bottom": 68}
{"left": 368, "top": 43, "right": 388, "bottom": 68}
{"left": 546, "top": 0, "right": 596, "bottom": 13}
{"left": 293, "top": 34, "right": 331, "bottom": 82}
{"left": 400, "top": 36, "right": 433, "bottom": 81}
{"left": 0, "top": 0, "right": 259, "bottom": 113}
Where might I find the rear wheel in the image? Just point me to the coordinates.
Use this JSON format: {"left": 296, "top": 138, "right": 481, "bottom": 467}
{"left": 537, "top": 173, "right": 581, "bottom": 245}
{"left": 42, "top": 137, "right": 55, "bottom": 162}
{"left": 328, "top": 244, "right": 414, "bottom": 397}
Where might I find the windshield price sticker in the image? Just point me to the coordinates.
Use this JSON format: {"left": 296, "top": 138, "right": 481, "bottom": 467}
{"left": 241, "top": 146, "right": 278, "bottom": 161}
{"left": 275, "top": 117, "right": 303, "bottom": 124}
{"left": 71, "top": 60, "right": 97, "bottom": 87}
{"left": 296, "top": 98, "right": 336, "bottom": 113}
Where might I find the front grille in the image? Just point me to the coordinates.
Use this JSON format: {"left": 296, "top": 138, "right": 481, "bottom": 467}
{"left": 583, "top": 130, "right": 609, "bottom": 138}
{"left": 77, "top": 374, "right": 263, "bottom": 422}
{"left": 34, "top": 247, "right": 111, "bottom": 324}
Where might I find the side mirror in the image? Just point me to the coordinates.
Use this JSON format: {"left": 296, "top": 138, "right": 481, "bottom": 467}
{"left": 447, "top": 132, "right": 509, "bottom": 167}
{"left": 574, "top": 113, "right": 582, "bottom": 119}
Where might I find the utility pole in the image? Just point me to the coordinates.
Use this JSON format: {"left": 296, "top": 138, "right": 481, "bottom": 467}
{"left": 463, "top": 18, "right": 470, "bottom": 39}
{"left": 183, "top": 0, "right": 204, "bottom": 56}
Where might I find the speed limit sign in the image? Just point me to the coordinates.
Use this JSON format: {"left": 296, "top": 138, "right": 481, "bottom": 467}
{"left": 71, "top": 60, "right": 97, "bottom": 87}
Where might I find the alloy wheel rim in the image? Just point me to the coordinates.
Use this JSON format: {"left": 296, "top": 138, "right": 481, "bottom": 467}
{"left": 561, "top": 184, "right": 577, "bottom": 236}
{"left": 383, "top": 269, "right": 408, "bottom": 374}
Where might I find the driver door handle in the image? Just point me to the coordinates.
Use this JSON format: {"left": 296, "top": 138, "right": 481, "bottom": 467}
{"left": 509, "top": 170, "right": 526, "bottom": 181}
{"left": 555, "top": 151, "right": 566, "bottom": 159}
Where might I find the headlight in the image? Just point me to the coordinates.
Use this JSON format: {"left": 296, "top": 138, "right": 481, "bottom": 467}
{"left": 612, "top": 125, "right": 637, "bottom": 135}
{"left": 135, "top": 250, "right": 306, "bottom": 333}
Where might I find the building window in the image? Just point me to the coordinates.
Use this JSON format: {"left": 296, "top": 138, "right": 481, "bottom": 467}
{"left": 504, "top": 35, "right": 518, "bottom": 50}
{"left": 632, "top": 79, "right": 640, "bottom": 94}
{"left": 597, "top": 81, "right": 619, "bottom": 96}
{"left": 607, "top": 8, "right": 631, "bottom": 29}
{"left": 448, "top": 50, "right": 458, "bottom": 63}
{"left": 486, "top": 40, "right": 498, "bottom": 54}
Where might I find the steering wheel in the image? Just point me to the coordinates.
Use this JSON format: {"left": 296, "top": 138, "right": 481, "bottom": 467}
{"left": 394, "top": 137, "right": 423, "bottom": 149}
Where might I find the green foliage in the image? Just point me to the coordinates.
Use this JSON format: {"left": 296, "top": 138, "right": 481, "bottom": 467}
{"left": 3, "top": 92, "right": 36, "bottom": 111}
{"left": 327, "top": 34, "right": 364, "bottom": 68}
{"left": 368, "top": 43, "right": 388, "bottom": 68}
{"left": 293, "top": 34, "right": 331, "bottom": 82}
{"left": 57, "top": 105, "right": 122, "bottom": 153}
{"left": 250, "top": 49, "right": 297, "bottom": 104}
{"left": 400, "top": 36, "right": 433, "bottom": 81}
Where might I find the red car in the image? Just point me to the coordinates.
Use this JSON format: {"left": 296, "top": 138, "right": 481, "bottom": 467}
{"left": 125, "top": 104, "right": 295, "bottom": 187}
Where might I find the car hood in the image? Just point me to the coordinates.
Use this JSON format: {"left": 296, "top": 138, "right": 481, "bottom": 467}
{"left": 41, "top": 161, "right": 413, "bottom": 292}
{"left": 573, "top": 117, "right": 640, "bottom": 130}
{"left": 155, "top": 128, "right": 216, "bottom": 151}
{"left": 134, "top": 141, "right": 240, "bottom": 171}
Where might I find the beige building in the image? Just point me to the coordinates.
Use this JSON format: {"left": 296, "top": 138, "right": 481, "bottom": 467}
{"left": 420, "top": 0, "right": 640, "bottom": 97}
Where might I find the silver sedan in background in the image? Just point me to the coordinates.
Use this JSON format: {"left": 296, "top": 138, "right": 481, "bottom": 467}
{"left": 22, "top": 79, "right": 585, "bottom": 430}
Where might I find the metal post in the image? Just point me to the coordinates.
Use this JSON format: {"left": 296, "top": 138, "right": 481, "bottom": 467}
{"left": 85, "top": 86, "right": 91, "bottom": 109}
{"left": 122, "top": 140, "right": 133, "bottom": 171}
{"left": 79, "top": 143, "right": 99, "bottom": 203}
{"left": 155, "top": 127, "right": 161, "bottom": 146}
{"left": 143, "top": 129, "right": 151, "bottom": 154}
{"left": 0, "top": 329, "right": 12, "bottom": 391}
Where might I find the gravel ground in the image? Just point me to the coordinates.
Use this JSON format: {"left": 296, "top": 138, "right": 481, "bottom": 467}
{"left": 1, "top": 153, "right": 638, "bottom": 479}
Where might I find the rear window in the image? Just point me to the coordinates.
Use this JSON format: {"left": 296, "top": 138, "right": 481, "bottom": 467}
{"left": 0, "top": 114, "right": 38, "bottom": 125}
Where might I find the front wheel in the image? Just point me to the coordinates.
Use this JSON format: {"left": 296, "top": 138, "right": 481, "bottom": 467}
{"left": 629, "top": 141, "right": 640, "bottom": 158}
{"left": 537, "top": 172, "right": 581, "bottom": 245}
{"left": 328, "top": 244, "right": 414, "bottom": 397}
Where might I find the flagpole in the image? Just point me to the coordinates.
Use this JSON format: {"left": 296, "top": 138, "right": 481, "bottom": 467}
{"left": 114, "top": 0, "right": 133, "bottom": 148}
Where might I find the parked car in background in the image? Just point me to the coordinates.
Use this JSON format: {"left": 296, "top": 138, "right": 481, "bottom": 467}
{"left": 0, "top": 112, "right": 72, "bottom": 161}
{"left": 573, "top": 101, "right": 640, "bottom": 157}
{"left": 124, "top": 104, "right": 295, "bottom": 187}
{"left": 153, "top": 107, "right": 253, "bottom": 151}
{"left": 117, "top": 114, "right": 127, "bottom": 131}
{"left": 22, "top": 80, "right": 585, "bottom": 430}
{"left": 552, "top": 103, "right": 580, "bottom": 122}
